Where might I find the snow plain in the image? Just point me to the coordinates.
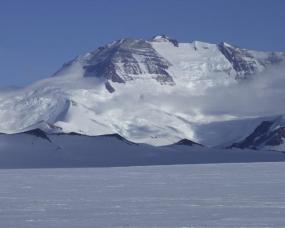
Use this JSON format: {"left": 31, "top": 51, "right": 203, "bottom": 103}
{"left": 0, "top": 162, "right": 285, "bottom": 227}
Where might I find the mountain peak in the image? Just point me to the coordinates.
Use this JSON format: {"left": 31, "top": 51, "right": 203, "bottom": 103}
{"left": 219, "top": 41, "right": 234, "bottom": 48}
{"left": 151, "top": 35, "right": 179, "bottom": 47}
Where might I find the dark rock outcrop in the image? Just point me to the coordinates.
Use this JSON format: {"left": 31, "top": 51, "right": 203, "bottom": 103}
{"left": 151, "top": 35, "right": 179, "bottom": 47}
{"left": 218, "top": 42, "right": 261, "bottom": 79}
{"left": 173, "top": 138, "right": 203, "bottom": 147}
{"left": 24, "top": 129, "right": 52, "bottom": 143}
{"left": 229, "top": 119, "right": 285, "bottom": 150}
{"left": 83, "top": 38, "right": 175, "bottom": 85}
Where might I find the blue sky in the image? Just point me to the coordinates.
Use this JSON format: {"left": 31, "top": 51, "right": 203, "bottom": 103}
{"left": 0, "top": 0, "right": 285, "bottom": 86}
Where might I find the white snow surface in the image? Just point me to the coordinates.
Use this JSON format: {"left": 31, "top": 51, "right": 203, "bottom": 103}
{"left": 1, "top": 38, "right": 285, "bottom": 147}
{"left": 152, "top": 41, "right": 235, "bottom": 88}
{"left": 0, "top": 162, "right": 285, "bottom": 227}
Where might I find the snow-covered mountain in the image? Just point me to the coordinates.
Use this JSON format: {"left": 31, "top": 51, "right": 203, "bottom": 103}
{"left": 1, "top": 35, "right": 285, "bottom": 150}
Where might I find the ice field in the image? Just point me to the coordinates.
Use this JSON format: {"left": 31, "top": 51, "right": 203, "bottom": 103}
{"left": 0, "top": 162, "right": 285, "bottom": 227}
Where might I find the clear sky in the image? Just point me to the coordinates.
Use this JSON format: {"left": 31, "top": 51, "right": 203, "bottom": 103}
{"left": 0, "top": 0, "right": 285, "bottom": 87}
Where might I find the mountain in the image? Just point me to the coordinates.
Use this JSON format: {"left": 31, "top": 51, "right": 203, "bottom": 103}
{"left": 0, "top": 35, "right": 285, "bottom": 148}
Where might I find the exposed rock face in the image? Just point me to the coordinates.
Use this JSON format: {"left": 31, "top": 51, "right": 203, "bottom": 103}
{"left": 218, "top": 42, "right": 263, "bottom": 79}
{"left": 173, "top": 139, "right": 203, "bottom": 147}
{"left": 266, "top": 128, "right": 285, "bottom": 146}
{"left": 230, "top": 121, "right": 274, "bottom": 149}
{"left": 230, "top": 117, "right": 285, "bottom": 150}
{"left": 24, "top": 129, "right": 52, "bottom": 142}
{"left": 104, "top": 81, "right": 115, "bottom": 93}
{"left": 83, "top": 38, "right": 174, "bottom": 85}
{"left": 218, "top": 42, "right": 285, "bottom": 80}
{"left": 151, "top": 35, "right": 179, "bottom": 47}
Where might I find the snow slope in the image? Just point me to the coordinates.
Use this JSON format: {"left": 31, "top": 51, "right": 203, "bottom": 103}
{"left": 0, "top": 35, "right": 285, "bottom": 147}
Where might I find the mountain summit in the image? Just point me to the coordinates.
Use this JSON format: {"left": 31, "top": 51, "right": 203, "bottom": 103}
{"left": 53, "top": 35, "right": 285, "bottom": 92}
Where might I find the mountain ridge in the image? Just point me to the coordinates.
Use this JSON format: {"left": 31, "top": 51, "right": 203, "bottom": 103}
{"left": 53, "top": 35, "right": 285, "bottom": 89}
